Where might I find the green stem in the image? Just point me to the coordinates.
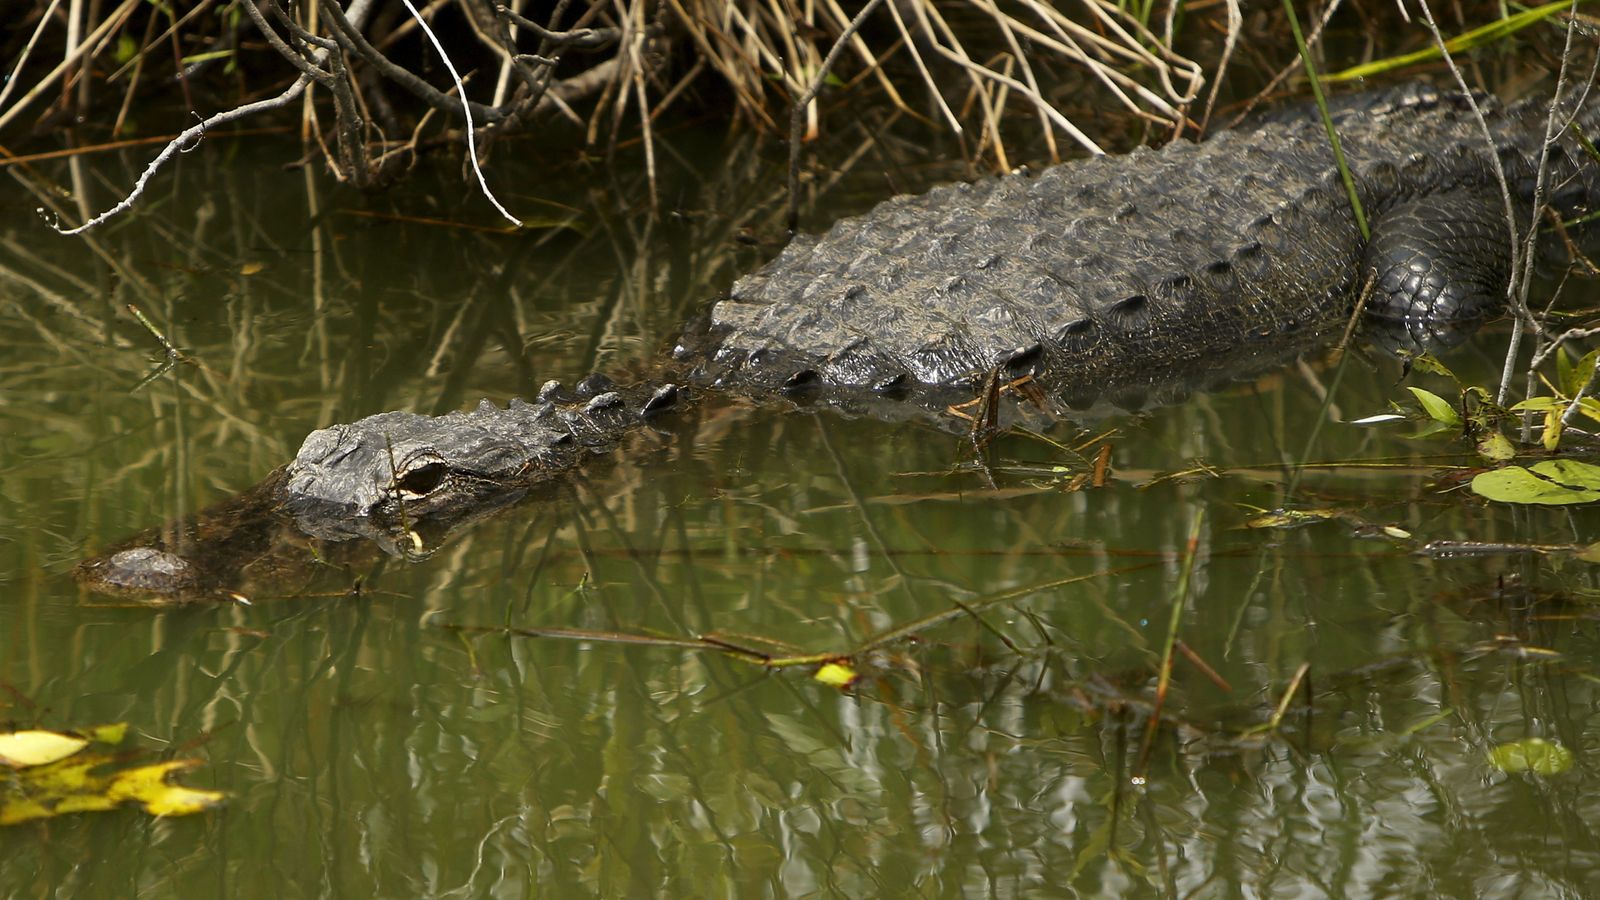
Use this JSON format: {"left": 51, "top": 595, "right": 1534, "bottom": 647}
{"left": 1281, "top": 0, "right": 1369, "bottom": 240}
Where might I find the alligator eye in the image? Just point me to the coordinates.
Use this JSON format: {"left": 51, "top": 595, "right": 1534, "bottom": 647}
{"left": 395, "top": 462, "right": 448, "bottom": 497}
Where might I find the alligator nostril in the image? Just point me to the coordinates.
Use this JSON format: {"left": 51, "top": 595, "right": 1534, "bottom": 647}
{"left": 395, "top": 462, "right": 449, "bottom": 497}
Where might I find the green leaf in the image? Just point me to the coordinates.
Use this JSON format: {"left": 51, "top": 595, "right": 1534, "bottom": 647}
{"left": 1543, "top": 409, "right": 1563, "bottom": 452}
{"left": 1488, "top": 737, "right": 1573, "bottom": 776}
{"left": 1408, "top": 420, "right": 1456, "bottom": 440}
{"left": 1, "top": 723, "right": 223, "bottom": 825}
{"left": 1407, "top": 387, "right": 1460, "bottom": 425}
{"left": 1562, "top": 348, "right": 1599, "bottom": 398}
{"left": 1326, "top": 0, "right": 1599, "bottom": 82}
{"left": 1471, "top": 459, "right": 1600, "bottom": 505}
{"left": 1510, "top": 396, "right": 1564, "bottom": 412}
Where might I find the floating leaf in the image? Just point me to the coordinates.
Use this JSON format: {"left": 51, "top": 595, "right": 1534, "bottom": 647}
{"left": 1245, "top": 508, "right": 1341, "bottom": 529}
{"left": 813, "top": 661, "right": 859, "bottom": 688}
{"left": 179, "top": 49, "right": 236, "bottom": 65}
{"left": 106, "top": 760, "right": 225, "bottom": 817}
{"left": 1470, "top": 459, "right": 1600, "bottom": 505}
{"left": 239, "top": 261, "right": 265, "bottom": 276}
{"left": 86, "top": 723, "right": 129, "bottom": 744}
{"left": 0, "top": 731, "right": 88, "bottom": 768}
{"left": 1488, "top": 737, "right": 1573, "bottom": 775}
{"left": 1475, "top": 431, "right": 1516, "bottom": 462}
{"left": 1381, "top": 525, "right": 1411, "bottom": 539}
{"left": 1, "top": 725, "right": 223, "bottom": 826}
{"left": 1407, "top": 387, "right": 1460, "bottom": 425}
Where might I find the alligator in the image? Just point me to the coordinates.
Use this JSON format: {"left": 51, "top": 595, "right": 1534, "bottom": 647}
{"left": 78, "top": 82, "right": 1600, "bottom": 602}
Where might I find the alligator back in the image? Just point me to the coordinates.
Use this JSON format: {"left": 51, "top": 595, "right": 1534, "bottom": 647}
{"left": 707, "top": 85, "right": 1599, "bottom": 409}
{"left": 79, "top": 82, "right": 1600, "bottom": 602}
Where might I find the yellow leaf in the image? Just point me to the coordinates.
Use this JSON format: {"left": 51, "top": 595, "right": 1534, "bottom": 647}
{"left": 86, "top": 723, "right": 129, "bottom": 744}
{"left": 0, "top": 797, "right": 53, "bottom": 826}
{"left": 107, "top": 760, "right": 226, "bottom": 817}
{"left": 1476, "top": 431, "right": 1516, "bottom": 462}
{"left": 239, "top": 261, "right": 265, "bottom": 276}
{"left": 0, "top": 730, "right": 89, "bottom": 768}
{"left": 813, "top": 661, "right": 859, "bottom": 688}
{"left": 1542, "top": 409, "right": 1562, "bottom": 451}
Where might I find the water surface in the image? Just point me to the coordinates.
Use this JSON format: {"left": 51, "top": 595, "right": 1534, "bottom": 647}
{"left": 4, "top": 124, "right": 1600, "bottom": 897}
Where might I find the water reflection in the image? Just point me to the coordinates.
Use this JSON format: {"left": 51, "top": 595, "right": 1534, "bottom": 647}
{"left": 3, "top": 125, "right": 1600, "bottom": 896}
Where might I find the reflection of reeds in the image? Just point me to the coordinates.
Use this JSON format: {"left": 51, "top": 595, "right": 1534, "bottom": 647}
{"left": 7, "top": 104, "right": 1600, "bottom": 891}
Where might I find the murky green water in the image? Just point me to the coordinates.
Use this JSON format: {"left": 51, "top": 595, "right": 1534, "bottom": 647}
{"left": 5, "top": 125, "right": 1600, "bottom": 897}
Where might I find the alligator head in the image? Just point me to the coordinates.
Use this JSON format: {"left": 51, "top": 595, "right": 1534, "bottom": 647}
{"left": 281, "top": 384, "right": 681, "bottom": 551}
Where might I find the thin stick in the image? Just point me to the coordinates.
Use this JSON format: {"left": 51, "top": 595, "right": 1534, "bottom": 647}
{"left": 786, "top": 0, "right": 887, "bottom": 231}
{"left": 53, "top": 78, "right": 313, "bottom": 235}
{"left": 1409, "top": 0, "right": 1530, "bottom": 404}
{"left": 0, "top": 0, "right": 66, "bottom": 112}
{"left": 911, "top": 0, "right": 1105, "bottom": 154}
{"left": 0, "top": 0, "right": 140, "bottom": 134}
{"left": 1281, "top": 0, "right": 1368, "bottom": 240}
{"left": 125, "top": 303, "right": 181, "bottom": 358}
{"left": 1243, "top": 661, "right": 1312, "bottom": 734}
{"left": 398, "top": 0, "right": 521, "bottom": 227}
{"left": 1506, "top": 5, "right": 1590, "bottom": 405}
{"left": 1135, "top": 507, "right": 1205, "bottom": 776}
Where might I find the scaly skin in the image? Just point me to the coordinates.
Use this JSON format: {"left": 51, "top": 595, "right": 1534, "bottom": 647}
{"left": 78, "top": 84, "right": 1600, "bottom": 601}
{"left": 705, "top": 85, "right": 1597, "bottom": 395}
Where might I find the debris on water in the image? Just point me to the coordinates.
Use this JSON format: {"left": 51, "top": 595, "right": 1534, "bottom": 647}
{"left": 813, "top": 660, "right": 860, "bottom": 689}
{"left": 1487, "top": 737, "right": 1573, "bottom": 776}
{"left": 1, "top": 724, "right": 223, "bottom": 825}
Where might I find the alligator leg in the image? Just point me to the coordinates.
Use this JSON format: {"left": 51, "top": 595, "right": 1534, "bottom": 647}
{"left": 1362, "top": 187, "right": 1516, "bottom": 333}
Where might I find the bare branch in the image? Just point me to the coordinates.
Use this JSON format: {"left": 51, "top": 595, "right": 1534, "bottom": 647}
{"left": 322, "top": 0, "right": 504, "bottom": 125}
{"left": 52, "top": 77, "right": 312, "bottom": 235}
{"left": 399, "top": 0, "right": 522, "bottom": 226}
{"left": 241, "top": 0, "right": 334, "bottom": 85}
{"left": 52, "top": 0, "right": 377, "bottom": 236}
{"left": 496, "top": 4, "right": 619, "bottom": 48}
